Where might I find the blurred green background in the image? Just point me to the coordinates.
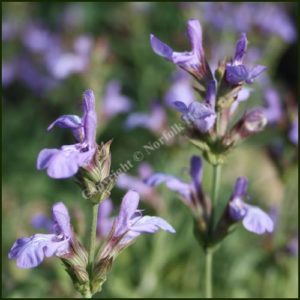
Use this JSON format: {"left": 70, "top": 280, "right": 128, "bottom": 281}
{"left": 2, "top": 2, "right": 298, "bottom": 298}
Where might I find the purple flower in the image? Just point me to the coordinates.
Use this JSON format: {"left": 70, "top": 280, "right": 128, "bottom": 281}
{"left": 116, "top": 163, "right": 164, "bottom": 211}
{"left": 37, "top": 90, "right": 97, "bottom": 179}
{"left": 286, "top": 234, "right": 298, "bottom": 256}
{"left": 31, "top": 213, "right": 54, "bottom": 232}
{"left": 97, "top": 199, "right": 114, "bottom": 239}
{"left": 173, "top": 80, "right": 217, "bottom": 133}
{"left": 229, "top": 87, "right": 252, "bottom": 116}
{"left": 102, "top": 191, "right": 175, "bottom": 254}
{"left": 228, "top": 177, "right": 274, "bottom": 235}
{"left": 125, "top": 102, "right": 166, "bottom": 134}
{"left": 289, "top": 116, "right": 298, "bottom": 145}
{"left": 146, "top": 156, "right": 204, "bottom": 210}
{"left": 225, "top": 33, "right": 267, "bottom": 85}
{"left": 262, "top": 89, "right": 283, "bottom": 124}
{"left": 101, "top": 80, "right": 132, "bottom": 120}
{"left": 164, "top": 69, "right": 196, "bottom": 108}
{"left": 150, "top": 19, "right": 211, "bottom": 80}
{"left": 8, "top": 202, "right": 72, "bottom": 269}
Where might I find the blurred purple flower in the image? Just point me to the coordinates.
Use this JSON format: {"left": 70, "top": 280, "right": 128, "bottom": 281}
{"left": 173, "top": 80, "right": 217, "bottom": 133}
{"left": 22, "top": 24, "right": 54, "bottom": 54}
{"left": 289, "top": 116, "right": 298, "bottom": 145}
{"left": 150, "top": 19, "right": 211, "bottom": 80}
{"left": 164, "top": 69, "right": 196, "bottom": 108}
{"left": 286, "top": 234, "right": 298, "bottom": 256}
{"left": 116, "top": 163, "right": 164, "bottom": 211}
{"left": 9, "top": 202, "right": 72, "bottom": 269}
{"left": 37, "top": 90, "right": 97, "bottom": 179}
{"left": 146, "top": 156, "right": 205, "bottom": 212}
{"left": 97, "top": 199, "right": 114, "bottom": 239}
{"left": 101, "top": 80, "right": 133, "bottom": 120}
{"left": 31, "top": 213, "right": 54, "bottom": 232}
{"left": 102, "top": 191, "right": 175, "bottom": 255}
{"left": 125, "top": 102, "right": 166, "bottom": 134}
{"left": 225, "top": 33, "right": 267, "bottom": 85}
{"left": 199, "top": 3, "right": 296, "bottom": 43}
{"left": 2, "top": 62, "right": 16, "bottom": 87}
{"left": 228, "top": 177, "right": 274, "bottom": 235}
{"left": 262, "top": 89, "right": 283, "bottom": 124}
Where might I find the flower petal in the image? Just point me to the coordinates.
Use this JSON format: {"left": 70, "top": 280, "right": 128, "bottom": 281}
{"left": 130, "top": 215, "right": 176, "bottom": 234}
{"left": 186, "top": 19, "right": 203, "bottom": 58}
{"left": 47, "top": 115, "right": 82, "bottom": 131}
{"left": 234, "top": 33, "right": 248, "bottom": 64}
{"left": 233, "top": 177, "right": 248, "bottom": 198}
{"left": 82, "top": 89, "right": 97, "bottom": 147}
{"left": 246, "top": 65, "right": 267, "bottom": 84}
{"left": 146, "top": 173, "right": 191, "bottom": 203}
{"left": 185, "top": 101, "right": 216, "bottom": 132}
{"left": 8, "top": 233, "right": 69, "bottom": 269}
{"left": 189, "top": 156, "right": 203, "bottom": 193}
{"left": 31, "top": 214, "right": 54, "bottom": 233}
{"left": 173, "top": 101, "right": 188, "bottom": 113}
{"left": 114, "top": 190, "right": 140, "bottom": 236}
{"left": 226, "top": 64, "right": 249, "bottom": 85}
{"left": 36, "top": 148, "right": 60, "bottom": 170}
{"left": 243, "top": 204, "right": 274, "bottom": 234}
{"left": 150, "top": 34, "right": 173, "bottom": 61}
{"left": 52, "top": 202, "right": 72, "bottom": 238}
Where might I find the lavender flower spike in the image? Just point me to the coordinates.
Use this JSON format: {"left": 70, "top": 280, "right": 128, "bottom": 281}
{"left": 8, "top": 202, "right": 71, "bottom": 269}
{"left": 37, "top": 90, "right": 97, "bottom": 179}
{"left": 106, "top": 191, "right": 175, "bottom": 252}
{"left": 226, "top": 33, "right": 267, "bottom": 85}
{"left": 229, "top": 177, "right": 274, "bottom": 235}
{"left": 150, "top": 19, "right": 211, "bottom": 80}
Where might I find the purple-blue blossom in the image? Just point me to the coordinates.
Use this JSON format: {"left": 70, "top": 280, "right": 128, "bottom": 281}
{"left": 8, "top": 202, "right": 72, "bottom": 269}
{"left": 173, "top": 80, "right": 217, "bottom": 133}
{"left": 228, "top": 177, "right": 274, "bottom": 235}
{"left": 164, "top": 69, "right": 196, "bottom": 109}
{"left": 102, "top": 191, "right": 175, "bottom": 255}
{"left": 146, "top": 156, "right": 204, "bottom": 212}
{"left": 225, "top": 33, "right": 267, "bottom": 85}
{"left": 150, "top": 19, "right": 211, "bottom": 80}
{"left": 125, "top": 102, "right": 166, "bottom": 134}
{"left": 101, "top": 80, "right": 133, "bottom": 120}
{"left": 97, "top": 198, "right": 114, "bottom": 239}
{"left": 37, "top": 89, "right": 97, "bottom": 179}
{"left": 262, "top": 89, "right": 283, "bottom": 124}
{"left": 116, "top": 163, "right": 164, "bottom": 211}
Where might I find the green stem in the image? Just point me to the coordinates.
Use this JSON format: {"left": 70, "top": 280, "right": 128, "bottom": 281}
{"left": 88, "top": 204, "right": 99, "bottom": 274}
{"left": 205, "top": 164, "right": 222, "bottom": 299}
{"left": 210, "top": 164, "right": 222, "bottom": 231}
{"left": 205, "top": 249, "right": 213, "bottom": 298}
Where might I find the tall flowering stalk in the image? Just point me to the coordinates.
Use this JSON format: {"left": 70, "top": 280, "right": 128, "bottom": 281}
{"left": 9, "top": 90, "right": 175, "bottom": 298}
{"left": 149, "top": 19, "right": 274, "bottom": 298}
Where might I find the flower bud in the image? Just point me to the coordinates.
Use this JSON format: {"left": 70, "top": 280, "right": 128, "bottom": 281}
{"left": 223, "top": 108, "right": 267, "bottom": 146}
{"left": 90, "top": 256, "right": 113, "bottom": 294}
{"left": 76, "top": 140, "right": 114, "bottom": 204}
{"left": 60, "top": 237, "right": 90, "bottom": 296}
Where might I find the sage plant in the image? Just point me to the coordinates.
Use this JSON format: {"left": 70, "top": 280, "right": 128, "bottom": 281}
{"left": 8, "top": 90, "right": 175, "bottom": 298}
{"left": 148, "top": 19, "right": 274, "bottom": 297}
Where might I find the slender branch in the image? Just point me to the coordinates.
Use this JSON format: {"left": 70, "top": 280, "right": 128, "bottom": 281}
{"left": 210, "top": 164, "right": 222, "bottom": 231}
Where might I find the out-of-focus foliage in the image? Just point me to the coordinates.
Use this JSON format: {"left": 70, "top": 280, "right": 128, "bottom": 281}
{"left": 2, "top": 2, "right": 298, "bottom": 298}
